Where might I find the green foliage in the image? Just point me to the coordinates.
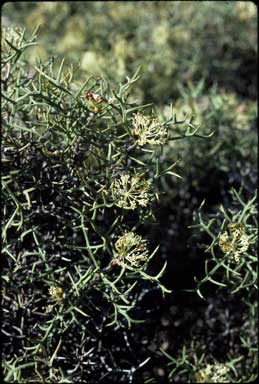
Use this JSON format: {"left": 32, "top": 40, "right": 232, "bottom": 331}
{"left": 162, "top": 341, "right": 256, "bottom": 383}
{"left": 2, "top": 1, "right": 257, "bottom": 104}
{"left": 2, "top": 28, "right": 177, "bottom": 382}
{"left": 168, "top": 188, "right": 258, "bottom": 383}
{"left": 161, "top": 291, "right": 258, "bottom": 382}
{"left": 1, "top": 2, "right": 258, "bottom": 383}
{"left": 159, "top": 82, "right": 257, "bottom": 203}
{"left": 191, "top": 189, "right": 257, "bottom": 299}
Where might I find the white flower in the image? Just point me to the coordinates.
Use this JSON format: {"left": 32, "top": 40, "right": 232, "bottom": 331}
{"left": 132, "top": 112, "right": 168, "bottom": 146}
{"left": 114, "top": 232, "right": 149, "bottom": 267}
{"left": 195, "top": 363, "right": 229, "bottom": 383}
{"left": 218, "top": 222, "right": 249, "bottom": 263}
{"left": 48, "top": 286, "right": 63, "bottom": 301}
{"left": 234, "top": 2, "right": 257, "bottom": 21}
{"left": 111, "top": 173, "right": 151, "bottom": 210}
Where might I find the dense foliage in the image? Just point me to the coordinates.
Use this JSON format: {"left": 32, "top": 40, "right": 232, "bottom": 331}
{"left": 1, "top": 2, "right": 257, "bottom": 383}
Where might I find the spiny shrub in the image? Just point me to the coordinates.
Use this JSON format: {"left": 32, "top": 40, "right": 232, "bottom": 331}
{"left": 162, "top": 288, "right": 257, "bottom": 383}
{"left": 191, "top": 189, "right": 258, "bottom": 382}
{"left": 160, "top": 189, "right": 258, "bottom": 383}
{"left": 1, "top": 27, "right": 203, "bottom": 383}
{"left": 192, "top": 189, "right": 257, "bottom": 298}
{"left": 160, "top": 82, "right": 257, "bottom": 204}
{"left": 147, "top": 81, "right": 257, "bottom": 274}
{"left": 2, "top": 1, "right": 257, "bottom": 104}
{"left": 162, "top": 343, "right": 233, "bottom": 383}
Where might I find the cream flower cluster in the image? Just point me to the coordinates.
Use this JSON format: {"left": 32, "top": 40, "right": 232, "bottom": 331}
{"left": 218, "top": 222, "right": 250, "bottom": 263}
{"left": 131, "top": 112, "right": 168, "bottom": 146}
{"left": 114, "top": 231, "right": 149, "bottom": 267}
{"left": 195, "top": 363, "right": 229, "bottom": 383}
{"left": 234, "top": 1, "right": 257, "bottom": 21}
{"left": 111, "top": 173, "right": 151, "bottom": 210}
{"left": 48, "top": 286, "right": 63, "bottom": 301}
{"left": 44, "top": 286, "right": 63, "bottom": 313}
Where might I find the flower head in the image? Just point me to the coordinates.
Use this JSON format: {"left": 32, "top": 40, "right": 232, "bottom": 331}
{"left": 218, "top": 222, "right": 249, "bottom": 263}
{"left": 114, "top": 231, "right": 149, "bottom": 267}
{"left": 111, "top": 173, "right": 151, "bottom": 210}
{"left": 48, "top": 286, "right": 63, "bottom": 302}
{"left": 234, "top": 2, "right": 257, "bottom": 21}
{"left": 195, "top": 363, "right": 229, "bottom": 383}
{"left": 131, "top": 112, "right": 167, "bottom": 146}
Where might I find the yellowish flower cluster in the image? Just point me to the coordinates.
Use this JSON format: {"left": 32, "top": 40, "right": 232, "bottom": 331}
{"left": 45, "top": 304, "right": 55, "bottom": 313}
{"left": 195, "top": 363, "right": 229, "bottom": 383}
{"left": 111, "top": 173, "right": 151, "bottom": 210}
{"left": 132, "top": 112, "right": 168, "bottom": 146}
{"left": 48, "top": 286, "right": 63, "bottom": 302}
{"left": 114, "top": 231, "right": 149, "bottom": 267}
{"left": 81, "top": 51, "right": 102, "bottom": 74}
{"left": 218, "top": 222, "right": 250, "bottom": 262}
{"left": 152, "top": 23, "right": 170, "bottom": 45}
{"left": 44, "top": 286, "right": 63, "bottom": 313}
{"left": 234, "top": 1, "right": 257, "bottom": 21}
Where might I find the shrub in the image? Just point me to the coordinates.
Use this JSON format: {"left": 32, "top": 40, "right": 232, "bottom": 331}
{"left": 160, "top": 82, "right": 257, "bottom": 203}
{"left": 191, "top": 188, "right": 257, "bottom": 297}
{"left": 2, "top": 1, "right": 257, "bottom": 104}
{"left": 1, "top": 3, "right": 257, "bottom": 382}
{"left": 1, "top": 27, "right": 203, "bottom": 383}
{"left": 159, "top": 189, "right": 258, "bottom": 383}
